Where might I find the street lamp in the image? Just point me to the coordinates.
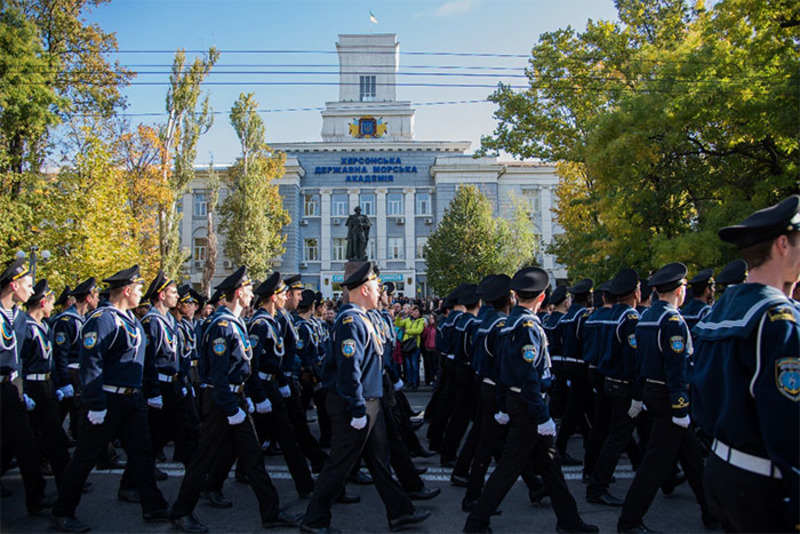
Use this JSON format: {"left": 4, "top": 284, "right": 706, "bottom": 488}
{"left": 16, "top": 246, "right": 51, "bottom": 282}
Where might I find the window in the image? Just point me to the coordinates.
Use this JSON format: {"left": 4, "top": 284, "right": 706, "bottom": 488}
{"left": 332, "top": 238, "right": 347, "bottom": 261}
{"left": 193, "top": 191, "right": 208, "bottom": 218}
{"left": 415, "top": 192, "right": 431, "bottom": 215}
{"left": 367, "top": 239, "right": 376, "bottom": 260}
{"left": 332, "top": 193, "right": 348, "bottom": 217}
{"left": 193, "top": 237, "right": 207, "bottom": 262}
{"left": 359, "top": 193, "right": 375, "bottom": 216}
{"left": 387, "top": 192, "right": 404, "bottom": 216}
{"left": 416, "top": 237, "right": 428, "bottom": 259}
{"left": 522, "top": 188, "right": 541, "bottom": 217}
{"left": 303, "top": 239, "right": 319, "bottom": 262}
{"left": 388, "top": 237, "right": 404, "bottom": 260}
{"left": 304, "top": 194, "right": 319, "bottom": 217}
{"left": 360, "top": 75, "right": 376, "bottom": 102}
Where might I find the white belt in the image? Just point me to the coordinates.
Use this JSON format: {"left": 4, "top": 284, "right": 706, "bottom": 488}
{"left": 646, "top": 378, "right": 666, "bottom": 385}
{"left": 551, "top": 355, "right": 564, "bottom": 362}
{"left": 258, "top": 372, "right": 274, "bottom": 381}
{"left": 482, "top": 377, "right": 496, "bottom": 386}
{"left": 562, "top": 357, "right": 584, "bottom": 364}
{"left": 509, "top": 386, "right": 521, "bottom": 393}
{"left": 68, "top": 363, "right": 80, "bottom": 370}
{"left": 230, "top": 383, "right": 244, "bottom": 393}
{"left": 712, "top": 440, "right": 782, "bottom": 479}
{"left": 102, "top": 384, "right": 139, "bottom": 395}
{"left": 283, "top": 371, "right": 293, "bottom": 378}
{"left": 0, "top": 371, "right": 19, "bottom": 382}
{"left": 26, "top": 373, "right": 51, "bottom": 381}
{"left": 157, "top": 373, "right": 178, "bottom": 383}
{"left": 190, "top": 360, "right": 198, "bottom": 367}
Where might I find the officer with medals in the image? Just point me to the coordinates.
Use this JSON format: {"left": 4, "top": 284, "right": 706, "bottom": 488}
{"left": 463, "top": 267, "right": 597, "bottom": 534}
{"left": 301, "top": 262, "right": 430, "bottom": 534}
{"left": 50, "top": 265, "right": 169, "bottom": 533}
{"left": 692, "top": 195, "right": 800, "bottom": 532}
{"left": 617, "top": 262, "right": 715, "bottom": 533}
{"left": 680, "top": 269, "right": 714, "bottom": 331}
{"left": 21, "top": 279, "right": 71, "bottom": 489}
{"left": 0, "top": 258, "right": 54, "bottom": 516}
{"left": 170, "top": 266, "right": 298, "bottom": 533}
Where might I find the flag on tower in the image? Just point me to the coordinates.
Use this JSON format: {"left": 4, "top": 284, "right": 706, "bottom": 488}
{"left": 369, "top": 10, "right": 378, "bottom": 24}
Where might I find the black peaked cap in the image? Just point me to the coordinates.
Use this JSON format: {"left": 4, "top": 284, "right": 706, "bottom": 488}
{"left": 718, "top": 195, "right": 800, "bottom": 248}
{"left": 688, "top": 268, "right": 714, "bottom": 287}
{"left": 103, "top": 265, "right": 144, "bottom": 290}
{"left": 716, "top": 259, "right": 748, "bottom": 286}
{"left": 0, "top": 258, "right": 30, "bottom": 287}
{"left": 27, "top": 279, "right": 52, "bottom": 306}
{"left": 481, "top": 274, "right": 511, "bottom": 304}
{"left": 71, "top": 277, "right": 97, "bottom": 297}
{"left": 342, "top": 262, "right": 377, "bottom": 290}
{"left": 284, "top": 274, "right": 303, "bottom": 290}
{"left": 550, "top": 286, "right": 568, "bottom": 306}
{"left": 609, "top": 269, "right": 639, "bottom": 297}
{"left": 649, "top": 262, "right": 688, "bottom": 293}
{"left": 54, "top": 285, "right": 72, "bottom": 306}
{"left": 457, "top": 284, "right": 480, "bottom": 307}
{"left": 255, "top": 272, "right": 286, "bottom": 297}
{"left": 383, "top": 281, "right": 395, "bottom": 296}
{"left": 568, "top": 278, "right": 593, "bottom": 296}
{"left": 143, "top": 270, "right": 173, "bottom": 301}
{"left": 215, "top": 266, "right": 251, "bottom": 292}
{"left": 510, "top": 267, "right": 549, "bottom": 294}
{"left": 299, "top": 289, "right": 316, "bottom": 308}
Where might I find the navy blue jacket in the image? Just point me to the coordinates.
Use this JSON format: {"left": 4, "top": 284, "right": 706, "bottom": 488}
{"left": 141, "top": 308, "right": 181, "bottom": 398}
{"left": 247, "top": 308, "right": 284, "bottom": 404}
{"left": 595, "top": 303, "right": 640, "bottom": 386}
{"left": 542, "top": 310, "right": 565, "bottom": 358}
{"left": 453, "top": 312, "right": 480, "bottom": 366}
{"left": 582, "top": 306, "right": 610, "bottom": 367}
{"left": 51, "top": 305, "right": 84, "bottom": 387}
{"left": 1, "top": 306, "right": 26, "bottom": 376}
{"left": 561, "top": 303, "right": 591, "bottom": 362}
{"left": 681, "top": 298, "right": 711, "bottom": 333}
{"left": 203, "top": 307, "right": 253, "bottom": 416}
{"left": 473, "top": 309, "right": 506, "bottom": 382}
{"left": 21, "top": 314, "right": 53, "bottom": 376}
{"left": 437, "top": 310, "right": 463, "bottom": 358}
{"left": 276, "top": 308, "right": 299, "bottom": 381}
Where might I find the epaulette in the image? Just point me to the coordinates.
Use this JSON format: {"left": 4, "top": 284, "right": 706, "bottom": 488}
{"left": 342, "top": 316, "right": 354, "bottom": 324}
{"left": 768, "top": 306, "right": 796, "bottom": 323}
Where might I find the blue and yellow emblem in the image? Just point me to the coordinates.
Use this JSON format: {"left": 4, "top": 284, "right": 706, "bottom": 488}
{"left": 249, "top": 335, "right": 259, "bottom": 348}
{"left": 341, "top": 339, "right": 356, "bottom": 358}
{"left": 297, "top": 338, "right": 305, "bottom": 350}
{"left": 83, "top": 332, "right": 97, "bottom": 350}
{"left": 670, "top": 336, "right": 684, "bottom": 352}
{"left": 55, "top": 332, "right": 67, "bottom": 345}
{"left": 775, "top": 357, "right": 800, "bottom": 402}
{"left": 628, "top": 334, "right": 637, "bottom": 349}
{"left": 212, "top": 337, "right": 226, "bottom": 356}
{"left": 522, "top": 344, "right": 536, "bottom": 363}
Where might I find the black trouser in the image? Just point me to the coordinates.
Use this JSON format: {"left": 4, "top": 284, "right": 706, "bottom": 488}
{"left": 587, "top": 378, "right": 640, "bottom": 496}
{"left": 302, "top": 394, "right": 415, "bottom": 529}
{"left": 283, "top": 377, "right": 328, "bottom": 470}
{"left": 619, "top": 383, "right": 710, "bottom": 529}
{"left": 423, "top": 354, "right": 448, "bottom": 422}
{"left": 381, "top": 377, "right": 424, "bottom": 492}
{"left": 24, "top": 380, "right": 71, "bottom": 488}
{"left": 549, "top": 359, "right": 568, "bottom": 419}
{"left": 393, "top": 390, "right": 424, "bottom": 454}
{"left": 0, "top": 381, "right": 47, "bottom": 509}
{"left": 583, "top": 368, "right": 610, "bottom": 477}
{"left": 440, "top": 364, "right": 478, "bottom": 463}
{"left": 171, "top": 391, "right": 280, "bottom": 523}
{"left": 464, "top": 392, "right": 583, "bottom": 532}
{"left": 59, "top": 366, "right": 81, "bottom": 440}
{"left": 426, "top": 358, "right": 457, "bottom": 450}
{"left": 555, "top": 361, "right": 591, "bottom": 455}
{"left": 52, "top": 390, "right": 167, "bottom": 517}
{"left": 148, "top": 379, "right": 197, "bottom": 465}
{"left": 422, "top": 348, "right": 438, "bottom": 386}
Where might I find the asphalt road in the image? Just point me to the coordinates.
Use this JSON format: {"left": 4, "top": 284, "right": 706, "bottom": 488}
{"left": 1, "top": 389, "right": 711, "bottom": 533}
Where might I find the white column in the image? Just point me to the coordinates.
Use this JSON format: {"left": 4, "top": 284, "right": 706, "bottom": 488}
{"left": 320, "top": 188, "right": 332, "bottom": 270}
{"left": 540, "top": 186, "right": 554, "bottom": 271}
{"left": 376, "top": 188, "right": 387, "bottom": 266}
{"left": 404, "top": 187, "right": 415, "bottom": 270}
{"left": 348, "top": 188, "right": 360, "bottom": 216}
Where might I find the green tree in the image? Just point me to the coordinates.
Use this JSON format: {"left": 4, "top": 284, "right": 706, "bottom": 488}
{"left": 498, "top": 196, "right": 541, "bottom": 270}
{"left": 219, "top": 93, "right": 289, "bottom": 279}
{"left": 201, "top": 163, "right": 221, "bottom": 297}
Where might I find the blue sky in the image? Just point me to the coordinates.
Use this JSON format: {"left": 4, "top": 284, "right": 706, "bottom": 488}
{"left": 87, "top": 0, "right": 620, "bottom": 165}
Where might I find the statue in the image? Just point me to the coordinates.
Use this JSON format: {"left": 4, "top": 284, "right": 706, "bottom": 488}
{"left": 345, "top": 206, "right": 371, "bottom": 262}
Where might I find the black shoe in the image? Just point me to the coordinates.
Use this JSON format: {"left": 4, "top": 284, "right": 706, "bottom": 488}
{"left": 335, "top": 491, "right": 360, "bottom": 504}
{"left": 560, "top": 453, "right": 583, "bottom": 466}
{"left": 528, "top": 486, "right": 548, "bottom": 504}
{"left": 117, "top": 487, "right": 141, "bottom": 503}
{"left": 27, "top": 493, "right": 57, "bottom": 515}
{"left": 300, "top": 524, "right": 341, "bottom": 534}
{"left": 440, "top": 459, "right": 456, "bottom": 468}
{"left": 450, "top": 473, "right": 469, "bottom": 487}
{"left": 410, "top": 447, "right": 435, "bottom": 458}
{"left": 201, "top": 489, "right": 233, "bottom": 509}
{"left": 389, "top": 510, "right": 431, "bottom": 532}
{"left": 143, "top": 508, "right": 170, "bottom": 522}
{"left": 408, "top": 486, "right": 440, "bottom": 500}
{"left": 154, "top": 466, "right": 168, "bottom": 481}
{"left": 171, "top": 514, "right": 209, "bottom": 534}
{"left": 587, "top": 491, "right": 623, "bottom": 507}
{"left": 556, "top": 520, "right": 600, "bottom": 533}
{"left": 462, "top": 500, "right": 501, "bottom": 515}
{"left": 661, "top": 473, "right": 686, "bottom": 495}
{"left": 50, "top": 513, "right": 90, "bottom": 533}
{"left": 348, "top": 470, "right": 373, "bottom": 485}
{"left": 617, "top": 523, "right": 661, "bottom": 534}
{"left": 410, "top": 420, "right": 425, "bottom": 431}
{"left": 415, "top": 467, "right": 428, "bottom": 475}
{"left": 263, "top": 511, "right": 303, "bottom": 529}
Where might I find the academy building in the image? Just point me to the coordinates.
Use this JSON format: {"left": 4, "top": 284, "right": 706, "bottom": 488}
{"left": 181, "top": 34, "right": 566, "bottom": 297}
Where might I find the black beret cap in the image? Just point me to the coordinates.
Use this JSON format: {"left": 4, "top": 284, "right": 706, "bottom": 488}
{"left": 143, "top": 270, "right": 174, "bottom": 302}
{"left": 716, "top": 259, "right": 748, "bottom": 286}
{"left": 54, "top": 285, "right": 72, "bottom": 307}
{"left": 254, "top": 272, "right": 286, "bottom": 297}
{"left": 481, "top": 274, "right": 511, "bottom": 304}
{"left": 284, "top": 274, "right": 303, "bottom": 291}
{"left": 510, "top": 267, "right": 550, "bottom": 295}
{"left": 26, "top": 279, "right": 52, "bottom": 306}
{"left": 550, "top": 286, "right": 568, "bottom": 306}
{"left": 71, "top": 277, "right": 97, "bottom": 298}
{"left": 649, "top": 262, "right": 688, "bottom": 293}
{"left": 718, "top": 195, "right": 800, "bottom": 248}
{"left": 609, "top": 269, "right": 640, "bottom": 297}
{"left": 457, "top": 283, "right": 480, "bottom": 307}
{"left": 568, "top": 278, "right": 593, "bottom": 296}
{"left": 0, "top": 258, "right": 30, "bottom": 287}
{"left": 215, "top": 266, "right": 252, "bottom": 292}
{"left": 383, "top": 281, "right": 395, "bottom": 296}
{"left": 342, "top": 262, "right": 378, "bottom": 290}
{"left": 299, "top": 289, "right": 316, "bottom": 308}
{"left": 103, "top": 265, "right": 145, "bottom": 290}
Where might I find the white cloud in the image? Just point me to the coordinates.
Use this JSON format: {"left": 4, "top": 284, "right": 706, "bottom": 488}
{"left": 434, "top": 0, "right": 478, "bottom": 17}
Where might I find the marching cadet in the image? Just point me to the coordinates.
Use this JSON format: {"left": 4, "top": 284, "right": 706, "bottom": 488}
{"left": 463, "top": 267, "right": 598, "bottom": 534}
{"left": 175, "top": 285, "right": 200, "bottom": 378}
{"left": 692, "top": 195, "right": 800, "bottom": 532}
{"left": 0, "top": 258, "right": 54, "bottom": 516}
{"left": 169, "top": 266, "right": 299, "bottom": 533}
{"left": 140, "top": 271, "right": 197, "bottom": 469}
{"left": 300, "top": 262, "right": 429, "bottom": 534}
{"left": 680, "top": 269, "right": 714, "bottom": 331}
{"left": 50, "top": 265, "right": 170, "bottom": 533}
{"left": 617, "top": 262, "right": 715, "bottom": 533}
{"left": 52, "top": 285, "right": 74, "bottom": 318}
{"left": 542, "top": 286, "right": 573, "bottom": 462}
{"left": 21, "top": 279, "right": 71, "bottom": 489}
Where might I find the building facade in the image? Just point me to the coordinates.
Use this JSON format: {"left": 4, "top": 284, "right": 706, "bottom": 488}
{"left": 181, "top": 34, "right": 565, "bottom": 297}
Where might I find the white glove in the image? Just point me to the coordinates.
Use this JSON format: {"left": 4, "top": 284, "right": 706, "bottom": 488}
{"left": 494, "top": 411, "right": 510, "bottom": 425}
{"left": 393, "top": 379, "right": 404, "bottom": 391}
{"left": 181, "top": 387, "right": 188, "bottom": 397}
{"left": 278, "top": 385, "right": 291, "bottom": 398}
{"left": 256, "top": 398, "right": 272, "bottom": 414}
{"left": 537, "top": 418, "right": 557, "bottom": 436}
{"left": 23, "top": 394, "right": 36, "bottom": 411}
{"left": 59, "top": 384, "right": 75, "bottom": 399}
{"left": 56, "top": 389, "right": 65, "bottom": 402}
{"left": 246, "top": 397, "right": 255, "bottom": 414}
{"left": 227, "top": 407, "right": 246, "bottom": 425}
{"left": 350, "top": 415, "right": 367, "bottom": 430}
{"left": 147, "top": 396, "right": 163, "bottom": 410}
{"left": 672, "top": 415, "right": 690, "bottom": 428}
{"left": 87, "top": 409, "right": 107, "bottom": 425}
{"left": 628, "top": 400, "right": 643, "bottom": 419}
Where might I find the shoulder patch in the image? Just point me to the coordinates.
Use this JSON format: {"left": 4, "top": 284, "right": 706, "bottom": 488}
{"left": 83, "top": 332, "right": 97, "bottom": 350}
{"left": 669, "top": 315, "right": 682, "bottom": 322}
{"left": 142, "top": 317, "right": 151, "bottom": 324}
{"left": 775, "top": 358, "right": 800, "bottom": 402}
{"left": 626, "top": 312, "right": 638, "bottom": 321}
{"left": 768, "top": 307, "right": 796, "bottom": 323}
{"left": 217, "top": 320, "right": 229, "bottom": 328}
{"left": 522, "top": 320, "right": 535, "bottom": 328}
{"left": 672, "top": 396, "right": 690, "bottom": 409}
{"left": 60, "top": 316, "right": 70, "bottom": 322}
{"left": 55, "top": 332, "right": 67, "bottom": 345}
{"left": 297, "top": 337, "right": 305, "bottom": 350}
{"left": 627, "top": 333, "right": 637, "bottom": 349}
{"left": 342, "top": 316, "right": 354, "bottom": 324}
{"left": 212, "top": 337, "right": 226, "bottom": 355}
{"left": 522, "top": 344, "right": 536, "bottom": 363}
{"left": 497, "top": 320, "right": 506, "bottom": 328}
{"left": 341, "top": 339, "right": 356, "bottom": 358}
{"left": 670, "top": 335, "right": 685, "bottom": 352}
